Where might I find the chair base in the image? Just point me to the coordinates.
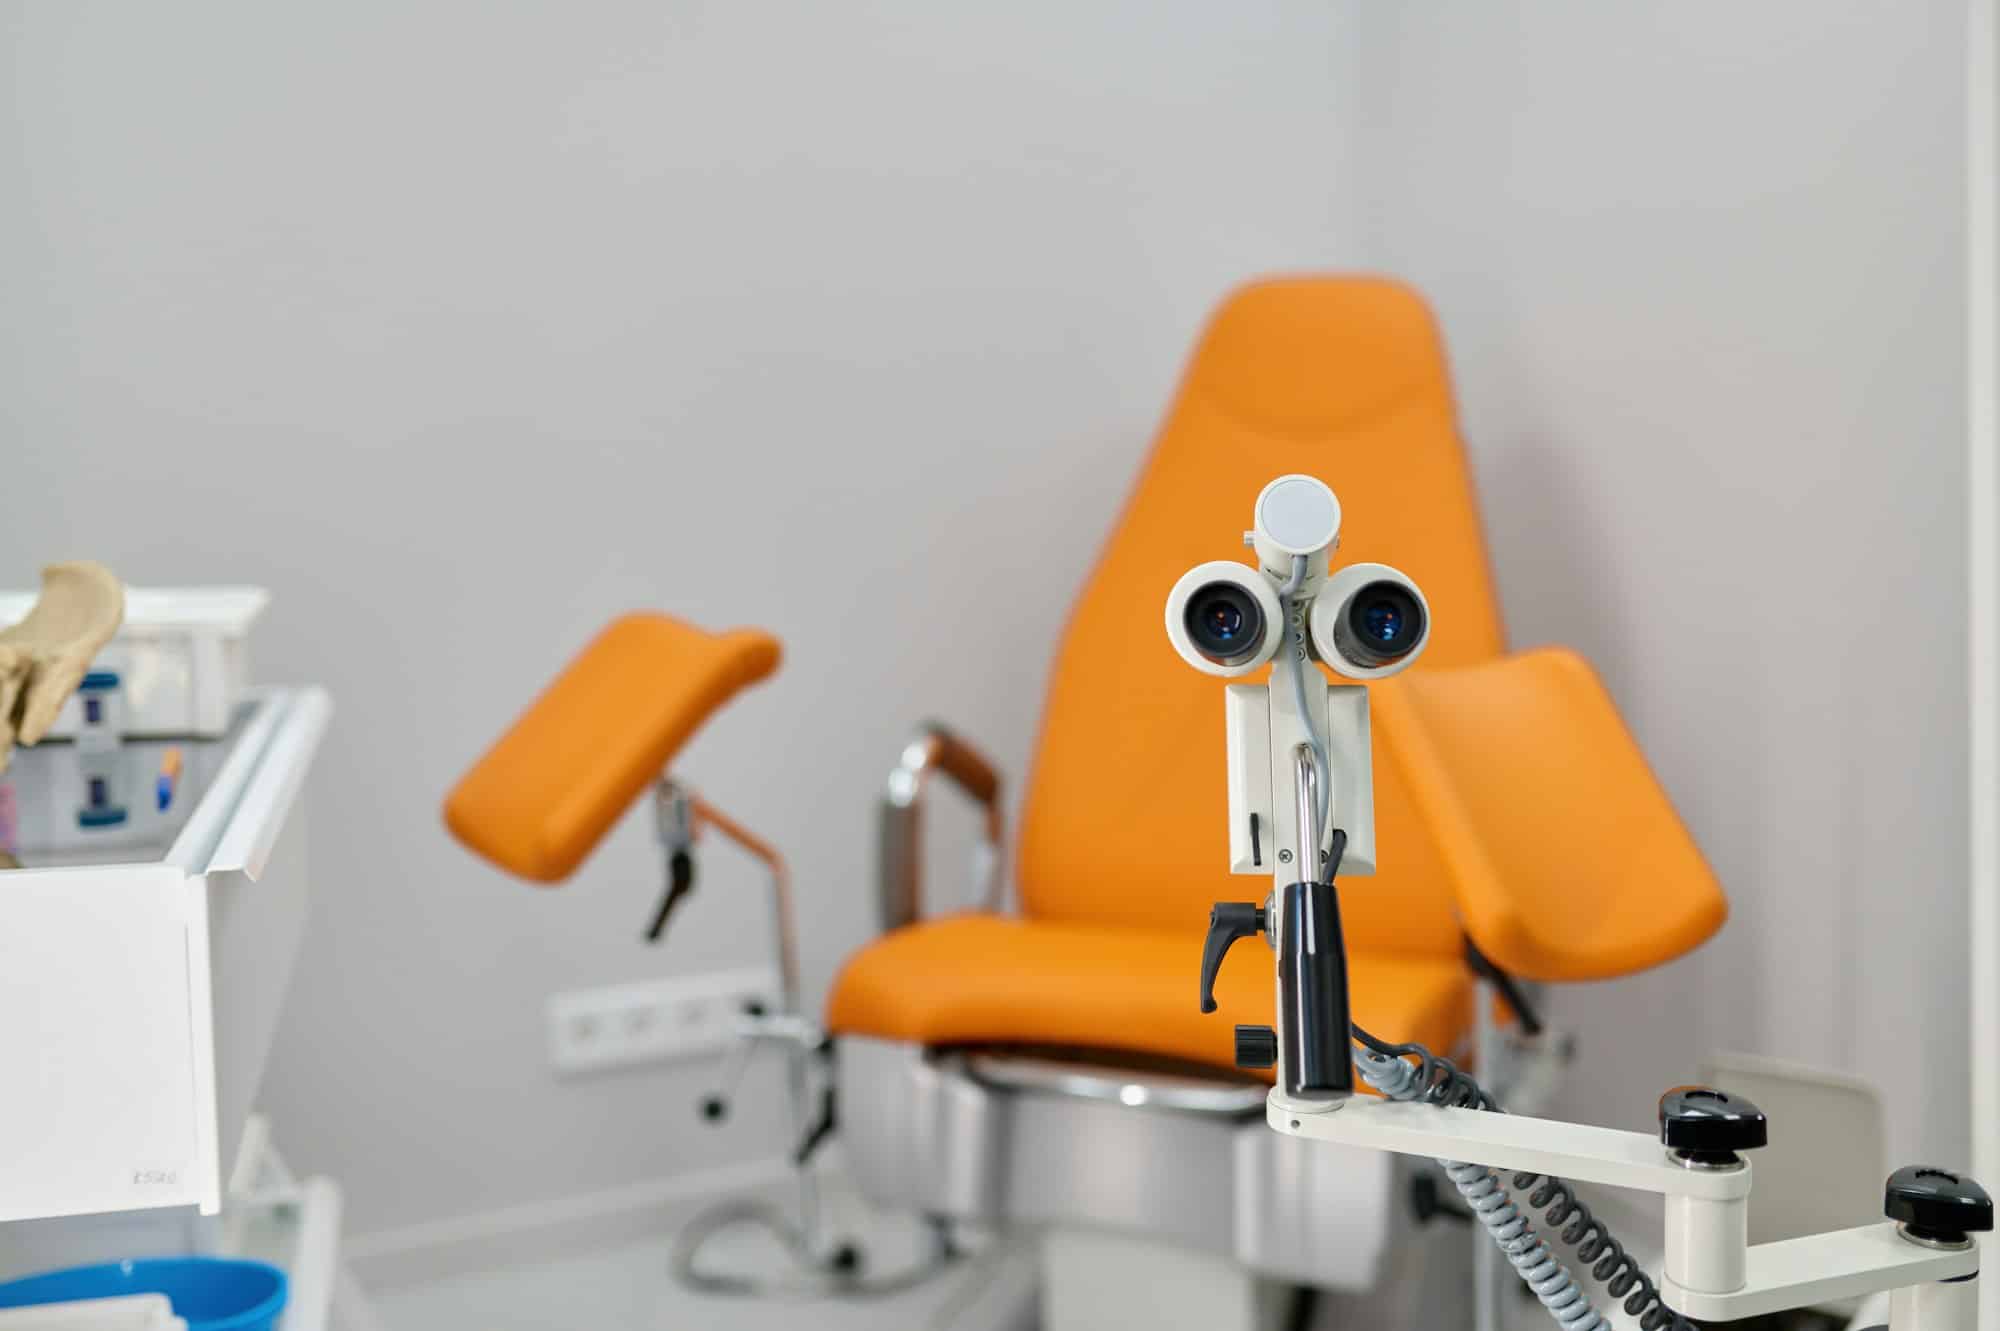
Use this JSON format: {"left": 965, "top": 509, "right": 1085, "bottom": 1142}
{"left": 1043, "top": 1228, "right": 1295, "bottom": 1331}
{"left": 836, "top": 1036, "right": 1407, "bottom": 1290}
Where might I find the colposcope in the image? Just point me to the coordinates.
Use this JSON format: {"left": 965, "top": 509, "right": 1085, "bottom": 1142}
{"left": 1172, "top": 474, "right": 1994, "bottom": 1331}
{"left": 1168, "top": 473, "right": 1430, "bottom": 1109}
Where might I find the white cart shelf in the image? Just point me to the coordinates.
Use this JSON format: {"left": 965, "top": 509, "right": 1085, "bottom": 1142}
{"left": 0, "top": 688, "right": 332, "bottom": 1225}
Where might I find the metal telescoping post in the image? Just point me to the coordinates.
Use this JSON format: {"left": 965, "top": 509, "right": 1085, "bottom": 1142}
{"left": 1889, "top": 1274, "right": 1979, "bottom": 1331}
{"left": 674, "top": 791, "right": 822, "bottom": 1254}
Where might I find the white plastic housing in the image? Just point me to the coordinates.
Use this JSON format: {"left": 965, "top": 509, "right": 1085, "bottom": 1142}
{"left": 1665, "top": 1191, "right": 1750, "bottom": 1294}
{"left": 1224, "top": 681, "right": 1376, "bottom": 876}
{"left": 1889, "top": 1276, "right": 1979, "bottom": 1331}
{"left": 1165, "top": 561, "right": 1285, "bottom": 678}
{"left": 1252, "top": 474, "right": 1342, "bottom": 595}
{"left": 1309, "top": 562, "right": 1433, "bottom": 680}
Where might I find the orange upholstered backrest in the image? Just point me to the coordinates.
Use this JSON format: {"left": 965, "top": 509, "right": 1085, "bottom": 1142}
{"left": 1015, "top": 277, "right": 1504, "bottom": 957}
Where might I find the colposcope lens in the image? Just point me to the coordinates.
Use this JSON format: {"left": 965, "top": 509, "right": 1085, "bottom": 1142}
{"left": 1362, "top": 602, "right": 1402, "bottom": 643}
{"left": 1204, "top": 602, "right": 1245, "bottom": 641}
{"left": 1335, "top": 581, "right": 1425, "bottom": 668}
{"left": 1184, "top": 583, "right": 1266, "bottom": 665}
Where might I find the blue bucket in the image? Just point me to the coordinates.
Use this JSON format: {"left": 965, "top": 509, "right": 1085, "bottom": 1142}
{"left": 0, "top": 1257, "right": 288, "bottom": 1331}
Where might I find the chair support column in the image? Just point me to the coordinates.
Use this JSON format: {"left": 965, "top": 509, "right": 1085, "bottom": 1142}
{"left": 1041, "top": 1228, "right": 1291, "bottom": 1331}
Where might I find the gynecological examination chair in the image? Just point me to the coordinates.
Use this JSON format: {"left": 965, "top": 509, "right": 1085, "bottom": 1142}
{"left": 446, "top": 277, "right": 1728, "bottom": 1331}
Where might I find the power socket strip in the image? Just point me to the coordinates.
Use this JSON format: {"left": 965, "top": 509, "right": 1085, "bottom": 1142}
{"left": 546, "top": 967, "right": 780, "bottom": 1075}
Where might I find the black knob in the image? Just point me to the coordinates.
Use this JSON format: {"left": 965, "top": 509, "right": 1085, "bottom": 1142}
{"left": 1235, "top": 1024, "right": 1278, "bottom": 1070}
{"left": 1659, "top": 1086, "right": 1767, "bottom": 1162}
{"left": 700, "top": 1095, "right": 728, "bottom": 1123}
{"left": 827, "top": 1242, "right": 864, "bottom": 1275}
{"left": 1885, "top": 1165, "right": 1995, "bottom": 1243}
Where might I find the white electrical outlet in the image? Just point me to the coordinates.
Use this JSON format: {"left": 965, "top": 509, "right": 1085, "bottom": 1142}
{"left": 546, "top": 967, "right": 779, "bottom": 1075}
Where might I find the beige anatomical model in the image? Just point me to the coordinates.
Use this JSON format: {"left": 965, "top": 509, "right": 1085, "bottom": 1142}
{"left": 0, "top": 561, "right": 124, "bottom": 774}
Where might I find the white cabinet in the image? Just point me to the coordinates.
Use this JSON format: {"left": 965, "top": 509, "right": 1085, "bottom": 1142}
{"left": 0, "top": 689, "right": 331, "bottom": 1225}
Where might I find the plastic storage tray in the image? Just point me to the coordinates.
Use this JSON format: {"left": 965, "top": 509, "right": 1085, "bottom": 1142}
{"left": 0, "top": 587, "right": 269, "bottom": 740}
{"left": 0, "top": 688, "right": 331, "bottom": 1224}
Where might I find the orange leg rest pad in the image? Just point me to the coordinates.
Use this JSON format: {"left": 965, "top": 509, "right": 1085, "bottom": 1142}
{"left": 1374, "top": 647, "right": 1728, "bottom": 982}
{"left": 445, "top": 613, "right": 780, "bottom": 883}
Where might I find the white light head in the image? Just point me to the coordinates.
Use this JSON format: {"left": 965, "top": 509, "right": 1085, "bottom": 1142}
{"left": 1252, "top": 474, "right": 1342, "bottom": 593}
{"left": 1310, "top": 562, "right": 1432, "bottom": 680}
{"left": 1164, "top": 560, "right": 1285, "bottom": 677}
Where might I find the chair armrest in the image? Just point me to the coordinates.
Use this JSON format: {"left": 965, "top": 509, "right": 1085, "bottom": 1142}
{"left": 1372, "top": 648, "right": 1727, "bottom": 983}
{"left": 878, "top": 721, "right": 1006, "bottom": 931}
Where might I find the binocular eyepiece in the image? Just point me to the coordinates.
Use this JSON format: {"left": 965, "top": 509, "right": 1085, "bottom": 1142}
{"left": 1167, "top": 561, "right": 1286, "bottom": 676}
{"left": 1312, "top": 562, "right": 1430, "bottom": 679}
{"left": 1165, "top": 558, "right": 1431, "bottom": 680}
{"left": 1166, "top": 473, "right": 1430, "bottom": 680}
{"left": 1183, "top": 580, "right": 1270, "bottom": 668}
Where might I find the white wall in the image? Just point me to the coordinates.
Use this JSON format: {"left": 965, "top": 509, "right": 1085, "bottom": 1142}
{"left": 1335, "top": 3, "right": 1973, "bottom": 1167}
{"left": 0, "top": 2, "right": 1351, "bottom": 1234}
{"left": 1970, "top": 5, "right": 2000, "bottom": 1325}
{"left": 5, "top": 0, "right": 1977, "bottom": 1244}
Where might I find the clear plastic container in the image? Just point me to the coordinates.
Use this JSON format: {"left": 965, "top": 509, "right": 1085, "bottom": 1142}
{"left": 73, "top": 672, "right": 129, "bottom": 831}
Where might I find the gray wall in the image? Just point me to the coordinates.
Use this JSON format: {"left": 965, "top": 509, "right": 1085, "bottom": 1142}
{"left": 1335, "top": 3, "right": 1971, "bottom": 1165}
{"left": 2, "top": 2, "right": 1349, "bottom": 1234}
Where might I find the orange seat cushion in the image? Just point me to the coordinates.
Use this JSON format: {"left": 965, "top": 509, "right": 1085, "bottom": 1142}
{"left": 826, "top": 914, "right": 1471, "bottom": 1077}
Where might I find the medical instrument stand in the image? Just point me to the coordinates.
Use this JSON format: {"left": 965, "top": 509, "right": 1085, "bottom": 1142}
{"left": 646, "top": 778, "right": 853, "bottom": 1293}
{"left": 645, "top": 778, "right": 961, "bottom": 1298}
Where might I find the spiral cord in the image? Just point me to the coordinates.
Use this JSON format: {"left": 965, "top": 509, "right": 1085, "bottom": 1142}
{"left": 1352, "top": 1034, "right": 1696, "bottom": 1331}
{"left": 1511, "top": 1173, "right": 1690, "bottom": 1331}
{"left": 1355, "top": 1046, "right": 1607, "bottom": 1330}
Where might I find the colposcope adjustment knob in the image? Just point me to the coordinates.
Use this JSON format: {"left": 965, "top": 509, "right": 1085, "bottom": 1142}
{"left": 1235, "top": 1024, "right": 1278, "bottom": 1070}
{"left": 1885, "top": 1165, "right": 1994, "bottom": 1244}
{"left": 1659, "top": 1086, "right": 1767, "bottom": 1164}
{"left": 1199, "top": 902, "right": 1267, "bottom": 1014}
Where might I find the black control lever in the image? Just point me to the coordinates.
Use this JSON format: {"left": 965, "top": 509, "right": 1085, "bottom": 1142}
{"left": 1200, "top": 902, "right": 1267, "bottom": 1013}
{"left": 1279, "top": 826, "right": 1352, "bottom": 1100}
{"left": 1278, "top": 875, "right": 1353, "bottom": 1099}
{"left": 794, "top": 1084, "right": 838, "bottom": 1166}
{"left": 644, "top": 848, "right": 696, "bottom": 943}
{"left": 793, "top": 1038, "right": 840, "bottom": 1166}
{"left": 1200, "top": 829, "right": 1355, "bottom": 1102}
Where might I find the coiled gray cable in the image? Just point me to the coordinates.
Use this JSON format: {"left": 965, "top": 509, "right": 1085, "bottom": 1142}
{"left": 1355, "top": 1046, "right": 1611, "bottom": 1331}
{"left": 1351, "top": 1029, "right": 1696, "bottom": 1330}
